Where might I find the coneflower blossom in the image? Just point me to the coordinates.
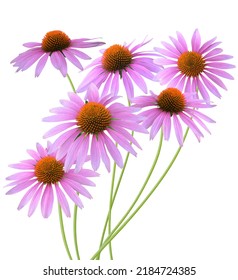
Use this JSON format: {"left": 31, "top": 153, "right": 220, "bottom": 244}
{"left": 11, "top": 30, "right": 105, "bottom": 77}
{"left": 132, "top": 87, "right": 215, "bottom": 146}
{"left": 5, "top": 142, "right": 99, "bottom": 218}
{"left": 77, "top": 38, "right": 162, "bottom": 100}
{"left": 154, "top": 29, "right": 235, "bottom": 101}
{"left": 43, "top": 83, "right": 147, "bottom": 172}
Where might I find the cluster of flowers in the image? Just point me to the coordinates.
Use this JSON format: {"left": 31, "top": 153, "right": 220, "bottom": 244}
{"left": 6, "top": 29, "right": 234, "bottom": 219}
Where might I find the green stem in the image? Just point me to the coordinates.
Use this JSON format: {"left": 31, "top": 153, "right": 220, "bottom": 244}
{"left": 73, "top": 204, "right": 80, "bottom": 260}
{"left": 67, "top": 74, "right": 76, "bottom": 92}
{"left": 96, "top": 101, "right": 133, "bottom": 260}
{"left": 66, "top": 74, "right": 80, "bottom": 259}
{"left": 96, "top": 149, "right": 132, "bottom": 260}
{"left": 91, "top": 128, "right": 189, "bottom": 259}
{"left": 95, "top": 130, "right": 162, "bottom": 260}
{"left": 58, "top": 204, "right": 73, "bottom": 260}
{"left": 108, "top": 161, "right": 117, "bottom": 260}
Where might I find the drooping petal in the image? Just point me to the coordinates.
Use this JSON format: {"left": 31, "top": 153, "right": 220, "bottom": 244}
{"left": 17, "top": 183, "right": 40, "bottom": 210}
{"left": 64, "top": 49, "right": 83, "bottom": 70}
{"left": 179, "top": 112, "right": 203, "bottom": 141}
{"left": 28, "top": 185, "right": 43, "bottom": 217}
{"left": 61, "top": 182, "right": 83, "bottom": 209}
{"left": 74, "top": 136, "right": 90, "bottom": 172}
{"left": 150, "top": 113, "right": 165, "bottom": 140}
{"left": 122, "top": 71, "right": 134, "bottom": 100}
{"left": 91, "top": 135, "right": 100, "bottom": 171}
{"left": 55, "top": 184, "right": 71, "bottom": 217}
{"left": 101, "top": 133, "right": 123, "bottom": 168}
{"left": 162, "top": 113, "right": 172, "bottom": 141}
{"left": 107, "top": 129, "right": 137, "bottom": 156}
{"left": 50, "top": 51, "right": 67, "bottom": 76}
{"left": 41, "top": 184, "right": 54, "bottom": 218}
{"left": 173, "top": 114, "right": 183, "bottom": 146}
{"left": 97, "top": 136, "right": 111, "bottom": 172}
{"left": 35, "top": 53, "right": 49, "bottom": 77}
{"left": 127, "top": 68, "right": 147, "bottom": 93}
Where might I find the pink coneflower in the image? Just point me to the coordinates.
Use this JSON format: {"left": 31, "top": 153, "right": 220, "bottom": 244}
{"left": 76, "top": 38, "right": 161, "bottom": 100}
{"left": 43, "top": 83, "right": 147, "bottom": 172}
{"left": 132, "top": 87, "right": 215, "bottom": 146}
{"left": 5, "top": 142, "right": 99, "bottom": 218}
{"left": 11, "top": 30, "right": 105, "bottom": 77}
{"left": 154, "top": 29, "right": 235, "bottom": 101}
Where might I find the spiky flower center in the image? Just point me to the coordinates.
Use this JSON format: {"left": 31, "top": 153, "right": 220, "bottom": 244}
{"left": 76, "top": 102, "right": 112, "bottom": 134}
{"left": 157, "top": 88, "right": 186, "bottom": 114}
{"left": 42, "top": 30, "right": 71, "bottom": 53}
{"left": 178, "top": 51, "right": 205, "bottom": 77}
{"left": 102, "top": 44, "right": 133, "bottom": 73}
{"left": 35, "top": 156, "right": 64, "bottom": 184}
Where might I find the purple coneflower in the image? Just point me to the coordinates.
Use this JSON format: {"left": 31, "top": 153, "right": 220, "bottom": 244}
{"left": 11, "top": 30, "right": 105, "bottom": 77}
{"left": 43, "top": 83, "right": 147, "bottom": 172}
{"left": 132, "top": 87, "right": 215, "bottom": 146}
{"left": 154, "top": 29, "right": 235, "bottom": 101}
{"left": 5, "top": 142, "right": 98, "bottom": 218}
{"left": 77, "top": 38, "right": 161, "bottom": 100}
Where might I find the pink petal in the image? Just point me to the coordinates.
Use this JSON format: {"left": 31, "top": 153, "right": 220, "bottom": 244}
{"left": 75, "top": 136, "right": 90, "bottom": 172}
{"left": 173, "top": 114, "right": 183, "bottom": 146}
{"left": 55, "top": 184, "right": 71, "bottom": 217}
{"left": 85, "top": 83, "right": 100, "bottom": 102}
{"left": 127, "top": 68, "right": 147, "bottom": 93}
{"left": 101, "top": 133, "right": 123, "bottom": 168}
{"left": 97, "top": 136, "right": 111, "bottom": 172}
{"left": 64, "top": 49, "right": 83, "bottom": 70}
{"left": 28, "top": 185, "right": 43, "bottom": 217}
{"left": 162, "top": 113, "right": 172, "bottom": 140}
{"left": 41, "top": 185, "right": 54, "bottom": 218}
{"left": 122, "top": 71, "right": 134, "bottom": 100}
{"left": 191, "top": 29, "right": 201, "bottom": 52}
{"left": 61, "top": 182, "right": 83, "bottom": 208}
{"left": 150, "top": 113, "right": 165, "bottom": 139}
{"left": 17, "top": 183, "right": 40, "bottom": 210}
{"left": 91, "top": 135, "right": 100, "bottom": 171}
{"left": 35, "top": 53, "right": 49, "bottom": 77}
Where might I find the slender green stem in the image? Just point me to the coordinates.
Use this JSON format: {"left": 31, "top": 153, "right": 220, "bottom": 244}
{"left": 90, "top": 128, "right": 189, "bottom": 259}
{"left": 96, "top": 100, "right": 133, "bottom": 259}
{"left": 96, "top": 149, "right": 132, "bottom": 260}
{"left": 58, "top": 204, "right": 73, "bottom": 260}
{"left": 73, "top": 204, "right": 80, "bottom": 260}
{"left": 67, "top": 74, "right": 76, "bottom": 92}
{"left": 91, "top": 130, "right": 163, "bottom": 259}
{"left": 108, "top": 161, "right": 117, "bottom": 260}
{"left": 66, "top": 74, "right": 81, "bottom": 259}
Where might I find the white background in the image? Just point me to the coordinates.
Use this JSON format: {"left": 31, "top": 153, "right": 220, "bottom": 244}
{"left": 0, "top": 0, "right": 238, "bottom": 279}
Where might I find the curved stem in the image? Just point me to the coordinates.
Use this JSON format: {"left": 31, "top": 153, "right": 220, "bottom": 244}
{"left": 96, "top": 149, "right": 132, "bottom": 260}
{"left": 108, "top": 161, "right": 117, "bottom": 260}
{"left": 91, "top": 130, "right": 163, "bottom": 259}
{"left": 96, "top": 100, "right": 133, "bottom": 259}
{"left": 91, "top": 128, "right": 189, "bottom": 259}
{"left": 58, "top": 204, "right": 73, "bottom": 260}
{"left": 67, "top": 74, "right": 76, "bottom": 92}
{"left": 73, "top": 204, "right": 80, "bottom": 260}
{"left": 65, "top": 74, "right": 81, "bottom": 259}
